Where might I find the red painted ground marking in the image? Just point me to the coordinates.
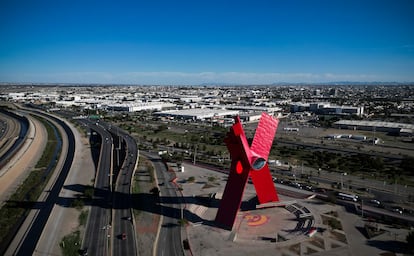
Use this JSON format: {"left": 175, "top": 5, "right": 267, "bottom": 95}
{"left": 244, "top": 214, "right": 269, "bottom": 226}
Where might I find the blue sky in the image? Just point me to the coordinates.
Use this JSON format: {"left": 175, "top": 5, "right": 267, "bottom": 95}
{"left": 1, "top": 0, "right": 413, "bottom": 85}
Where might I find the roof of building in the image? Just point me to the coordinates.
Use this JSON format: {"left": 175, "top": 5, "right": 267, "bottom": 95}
{"left": 155, "top": 108, "right": 239, "bottom": 119}
{"left": 334, "top": 120, "right": 414, "bottom": 130}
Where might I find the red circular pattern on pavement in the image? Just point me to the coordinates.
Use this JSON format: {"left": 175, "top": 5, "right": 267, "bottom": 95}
{"left": 244, "top": 214, "right": 269, "bottom": 226}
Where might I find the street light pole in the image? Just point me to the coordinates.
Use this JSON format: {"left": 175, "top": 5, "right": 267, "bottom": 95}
{"left": 193, "top": 136, "right": 203, "bottom": 165}
{"left": 193, "top": 144, "right": 197, "bottom": 165}
{"left": 341, "top": 172, "right": 347, "bottom": 189}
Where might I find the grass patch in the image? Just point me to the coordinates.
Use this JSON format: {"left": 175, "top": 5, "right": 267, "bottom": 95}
{"left": 321, "top": 214, "right": 343, "bottom": 230}
{"left": 60, "top": 230, "right": 81, "bottom": 256}
{"left": 79, "top": 210, "right": 89, "bottom": 226}
{"left": 70, "top": 198, "right": 85, "bottom": 209}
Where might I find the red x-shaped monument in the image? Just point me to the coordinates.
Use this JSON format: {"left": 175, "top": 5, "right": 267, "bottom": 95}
{"left": 215, "top": 112, "right": 279, "bottom": 230}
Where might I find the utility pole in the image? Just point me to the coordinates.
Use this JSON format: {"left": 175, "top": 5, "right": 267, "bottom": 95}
{"left": 193, "top": 144, "right": 197, "bottom": 165}
{"left": 193, "top": 136, "right": 203, "bottom": 165}
{"left": 341, "top": 172, "right": 347, "bottom": 190}
{"left": 372, "top": 127, "right": 376, "bottom": 145}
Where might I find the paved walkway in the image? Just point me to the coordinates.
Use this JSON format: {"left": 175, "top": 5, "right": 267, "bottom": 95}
{"left": 176, "top": 162, "right": 412, "bottom": 256}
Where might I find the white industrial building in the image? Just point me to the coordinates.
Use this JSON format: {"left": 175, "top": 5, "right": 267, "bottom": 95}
{"left": 334, "top": 120, "right": 414, "bottom": 135}
{"left": 290, "top": 102, "right": 364, "bottom": 116}
{"left": 216, "top": 104, "right": 282, "bottom": 114}
{"left": 105, "top": 102, "right": 176, "bottom": 112}
{"left": 154, "top": 108, "right": 239, "bottom": 121}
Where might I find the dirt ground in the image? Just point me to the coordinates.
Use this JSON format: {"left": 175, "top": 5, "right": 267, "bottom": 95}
{"left": 0, "top": 115, "right": 47, "bottom": 204}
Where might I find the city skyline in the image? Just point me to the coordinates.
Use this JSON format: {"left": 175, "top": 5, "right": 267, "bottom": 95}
{"left": 1, "top": 0, "right": 414, "bottom": 85}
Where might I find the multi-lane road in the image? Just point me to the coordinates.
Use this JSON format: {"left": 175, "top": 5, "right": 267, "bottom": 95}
{"left": 1, "top": 108, "right": 182, "bottom": 255}
{"left": 108, "top": 124, "right": 138, "bottom": 256}
{"left": 0, "top": 109, "right": 29, "bottom": 171}
{"left": 142, "top": 152, "right": 184, "bottom": 256}
{"left": 79, "top": 118, "right": 138, "bottom": 256}
{"left": 80, "top": 120, "right": 113, "bottom": 255}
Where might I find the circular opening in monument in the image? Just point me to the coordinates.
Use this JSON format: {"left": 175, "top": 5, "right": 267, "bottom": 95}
{"left": 251, "top": 157, "right": 266, "bottom": 171}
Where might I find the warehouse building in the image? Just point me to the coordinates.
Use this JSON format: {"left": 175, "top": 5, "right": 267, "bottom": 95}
{"left": 154, "top": 108, "right": 239, "bottom": 121}
{"left": 105, "top": 102, "right": 176, "bottom": 112}
{"left": 333, "top": 120, "right": 414, "bottom": 136}
{"left": 291, "top": 102, "right": 364, "bottom": 116}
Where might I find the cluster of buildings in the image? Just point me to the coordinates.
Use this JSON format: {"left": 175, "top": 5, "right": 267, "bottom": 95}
{"left": 290, "top": 102, "right": 364, "bottom": 116}
{"left": 1, "top": 84, "right": 413, "bottom": 135}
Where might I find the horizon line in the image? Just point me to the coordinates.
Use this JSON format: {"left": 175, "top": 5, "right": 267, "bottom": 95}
{"left": 1, "top": 81, "right": 414, "bottom": 87}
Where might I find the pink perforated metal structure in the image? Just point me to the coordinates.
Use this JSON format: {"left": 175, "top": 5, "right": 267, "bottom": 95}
{"left": 215, "top": 112, "right": 279, "bottom": 230}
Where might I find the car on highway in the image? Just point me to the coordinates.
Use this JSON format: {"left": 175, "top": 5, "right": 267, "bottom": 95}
{"left": 336, "top": 192, "right": 358, "bottom": 202}
{"left": 391, "top": 206, "right": 403, "bottom": 214}
{"left": 121, "top": 232, "right": 127, "bottom": 240}
{"left": 303, "top": 184, "right": 313, "bottom": 191}
{"left": 369, "top": 199, "right": 382, "bottom": 207}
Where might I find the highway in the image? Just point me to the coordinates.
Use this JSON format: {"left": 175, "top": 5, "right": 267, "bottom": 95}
{"left": 143, "top": 152, "right": 184, "bottom": 256}
{"left": 0, "top": 109, "right": 29, "bottom": 171}
{"left": 80, "top": 120, "right": 113, "bottom": 256}
{"left": 0, "top": 110, "right": 21, "bottom": 158}
{"left": 88, "top": 120, "right": 186, "bottom": 256}
{"left": 76, "top": 118, "right": 138, "bottom": 256}
{"left": 108, "top": 124, "right": 138, "bottom": 256}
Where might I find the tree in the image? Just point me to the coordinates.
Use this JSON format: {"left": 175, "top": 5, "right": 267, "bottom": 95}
{"left": 84, "top": 187, "right": 94, "bottom": 199}
{"left": 373, "top": 157, "right": 384, "bottom": 171}
{"left": 150, "top": 187, "right": 160, "bottom": 196}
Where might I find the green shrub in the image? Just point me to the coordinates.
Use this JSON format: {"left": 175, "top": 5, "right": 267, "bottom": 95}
{"left": 60, "top": 230, "right": 81, "bottom": 256}
{"left": 79, "top": 210, "right": 88, "bottom": 226}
